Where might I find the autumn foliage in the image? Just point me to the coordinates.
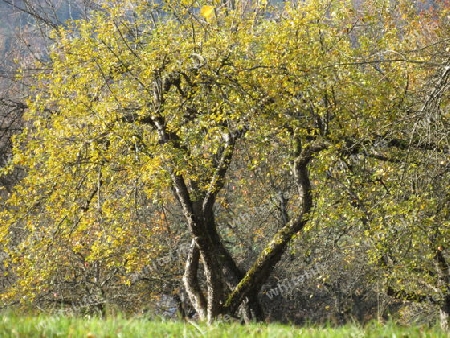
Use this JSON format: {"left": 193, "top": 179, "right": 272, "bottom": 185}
{"left": 0, "top": 0, "right": 449, "bottom": 327}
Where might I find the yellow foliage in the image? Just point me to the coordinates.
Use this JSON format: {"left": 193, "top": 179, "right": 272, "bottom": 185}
{"left": 200, "top": 5, "right": 215, "bottom": 21}
{"left": 0, "top": 0, "right": 445, "bottom": 310}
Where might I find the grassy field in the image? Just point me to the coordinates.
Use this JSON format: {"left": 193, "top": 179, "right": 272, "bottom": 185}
{"left": 0, "top": 313, "right": 448, "bottom": 337}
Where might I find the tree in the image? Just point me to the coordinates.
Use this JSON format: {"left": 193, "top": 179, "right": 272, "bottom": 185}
{"left": 346, "top": 2, "right": 450, "bottom": 329}
{"left": 0, "top": 0, "right": 447, "bottom": 324}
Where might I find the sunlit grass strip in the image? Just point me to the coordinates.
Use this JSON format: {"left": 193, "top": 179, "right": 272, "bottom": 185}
{"left": 0, "top": 313, "right": 448, "bottom": 337}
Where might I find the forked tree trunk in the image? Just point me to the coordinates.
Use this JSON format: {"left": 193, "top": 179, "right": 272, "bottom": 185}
{"left": 182, "top": 220, "right": 263, "bottom": 322}
{"left": 180, "top": 141, "right": 326, "bottom": 322}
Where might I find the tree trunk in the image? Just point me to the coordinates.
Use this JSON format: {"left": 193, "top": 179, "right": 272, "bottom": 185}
{"left": 202, "top": 250, "right": 224, "bottom": 323}
{"left": 175, "top": 127, "right": 326, "bottom": 322}
{"left": 183, "top": 239, "right": 207, "bottom": 320}
{"left": 434, "top": 247, "right": 450, "bottom": 331}
{"left": 204, "top": 209, "right": 264, "bottom": 321}
{"left": 172, "top": 174, "right": 225, "bottom": 322}
{"left": 182, "top": 213, "right": 264, "bottom": 322}
{"left": 440, "top": 295, "right": 450, "bottom": 332}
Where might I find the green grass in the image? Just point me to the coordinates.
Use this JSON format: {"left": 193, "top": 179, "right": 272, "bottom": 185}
{"left": 0, "top": 313, "right": 448, "bottom": 337}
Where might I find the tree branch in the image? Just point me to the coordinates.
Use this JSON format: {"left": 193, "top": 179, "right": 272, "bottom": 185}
{"left": 223, "top": 140, "right": 328, "bottom": 314}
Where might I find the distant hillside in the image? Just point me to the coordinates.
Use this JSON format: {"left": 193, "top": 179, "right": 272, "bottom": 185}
{"left": 0, "top": 0, "right": 87, "bottom": 69}
{"left": 0, "top": 1, "right": 18, "bottom": 54}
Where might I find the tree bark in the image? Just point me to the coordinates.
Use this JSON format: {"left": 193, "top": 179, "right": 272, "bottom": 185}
{"left": 440, "top": 295, "right": 450, "bottom": 332}
{"left": 183, "top": 239, "right": 207, "bottom": 320}
{"left": 435, "top": 247, "right": 450, "bottom": 331}
{"left": 179, "top": 129, "right": 264, "bottom": 321}
{"left": 172, "top": 173, "right": 225, "bottom": 323}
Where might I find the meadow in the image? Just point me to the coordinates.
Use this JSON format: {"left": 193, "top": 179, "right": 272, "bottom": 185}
{"left": 0, "top": 313, "right": 448, "bottom": 338}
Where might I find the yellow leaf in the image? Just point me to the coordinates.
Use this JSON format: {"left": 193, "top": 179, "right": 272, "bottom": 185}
{"left": 200, "top": 5, "right": 215, "bottom": 20}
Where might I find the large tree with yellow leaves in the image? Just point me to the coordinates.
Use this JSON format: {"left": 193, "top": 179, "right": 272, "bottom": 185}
{"left": 1, "top": 0, "right": 449, "bottom": 324}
